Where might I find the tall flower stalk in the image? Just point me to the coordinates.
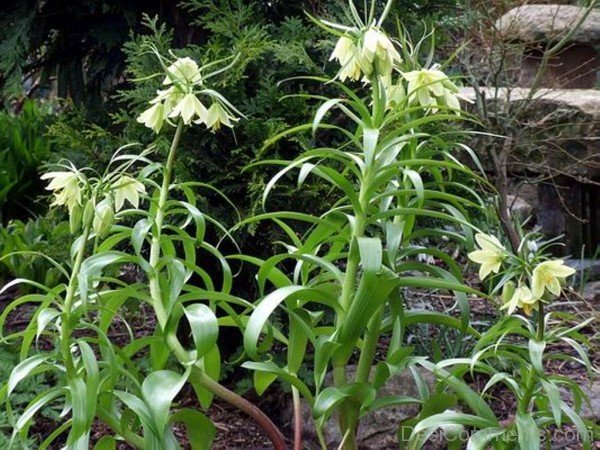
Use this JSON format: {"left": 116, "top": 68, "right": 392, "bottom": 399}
{"left": 240, "top": 2, "right": 484, "bottom": 449}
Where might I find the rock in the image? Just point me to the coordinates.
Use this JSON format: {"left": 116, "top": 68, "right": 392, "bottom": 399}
{"left": 459, "top": 87, "right": 600, "bottom": 176}
{"left": 582, "top": 281, "right": 600, "bottom": 303}
{"left": 290, "top": 366, "right": 435, "bottom": 449}
{"left": 459, "top": 86, "right": 600, "bottom": 255}
{"left": 495, "top": 5, "right": 600, "bottom": 45}
{"left": 506, "top": 194, "right": 533, "bottom": 220}
{"left": 496, "top": 6, "right": 600, "bottom": 88}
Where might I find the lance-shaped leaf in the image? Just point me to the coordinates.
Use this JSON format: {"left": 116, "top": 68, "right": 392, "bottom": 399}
{"left": 141, "top": 369, "right": 189, "bottom": 439}
{"left": 184, "top": 303, "right": 219, "bottom": 361}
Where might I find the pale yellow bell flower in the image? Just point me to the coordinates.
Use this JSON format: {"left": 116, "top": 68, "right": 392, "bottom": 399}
{"left": 168, "top": 93, "right": 208, "bottom": 125}
{"left": 360, "top": 27, "right": 401, "bottom": 78}
{"left": 531, "top": 260, "right": 575, "bottom": 298}
{"left": 500, "top": 284, "right": 537, "bottom": 315}
{"left": 163, "top": 57, "right": 202, "bottom": 86}
{"left": 112, "top": 175, "right": 146, "bottom": 211}
{"left": 137, "top": 102, "right": 166, "bottom": 133}
{"left": 41, "top": 171, "right": 82, "bottom": 214}
{"left": 330, "top": 35, "right": 356, "bottom": 66}
{"left": 385, "top": 80, "right": 406, "bottom": 109}
{"left": 203, "top": 102, "right": 237, "bottom": 131}
{"left": 151, "top": 86, "right": 184, "bottom": 115}
{"left": 330, "top": 27, "right": 400, "bottom": 81}
{"left": 330, "top": 34, "right": 363, "bottom": 82}
{"left": 402, "top": 68, "right": 461, "bottom": 112}
{"left": 468, "top": 233, "right": 506, "bottom": 280}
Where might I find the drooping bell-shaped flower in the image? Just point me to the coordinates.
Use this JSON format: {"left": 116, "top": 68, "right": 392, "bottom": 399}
{"left": 92, "top": 198, "right": 115, "bottom": 238}
{"left": 329, "top": 26, "right": 401, "bottom": 82}
{"left": 468, "top": 233, "right": 506, "bottom": 280}
{"left": 137, "top": 102, "right": 166, "bottom": 133}
{"left": 203, "top": 102, "right": 238, "bottom": 131}
{"left": 112, "top": 175, "right": 146, "bottom": 211}
{"left": 168, "top": 92, "right": 209, "bottom": 125}
{"left": 402, "top": 68, "right": 462, "bottom": 112}
{"left": 163, "top": 57, "right": 202, "bottom": 86}
{"left": 500, "top": 283, "right": 537, "bottom": 315}
{"left": 41, "top": 171, "right": 82, "bottom": 215}
{"left": 360, "top": 27, "right": 401, "bottom": 78}
{"left": 531, "top": 260, "right": 575, "bottom": 299}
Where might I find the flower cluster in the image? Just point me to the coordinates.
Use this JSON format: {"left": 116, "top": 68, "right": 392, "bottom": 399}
{"left": 137, "top": 57, "right": 238, "bottom": 133}
{"left": 330, "top": 26, "right": 401, "bottom": 82}
{"left": 468, "top": 233, "right": 575, "bottom": 315}
{"left": 328, "top": 28, "right": 464, "bottom": 113}
{"left": 42, "top": 169, "right": 145, "bottom": 237}
{"left": 41, "top": 170, "right": 82, "bottom": 215}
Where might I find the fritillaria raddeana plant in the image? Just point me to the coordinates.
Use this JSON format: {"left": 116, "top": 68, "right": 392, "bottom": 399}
{"left": 236, "top": 1, "right": 493, "bottom": 449}
{"left": 0, "top": 51, "right": 289, "bottom": 450}
{"left": 409, "top": 232, "right": 596, "bottom": 449}
{"left": 1, "top": 3, "right": 595, "bottom": 450}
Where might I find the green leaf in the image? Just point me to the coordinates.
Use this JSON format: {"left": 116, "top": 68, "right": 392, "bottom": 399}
{"left": 141, "top": 369, "right": 189, "bottom": 438}
{"left": 541, "top": 380, "right": 562, "bottom": 426}
{"left": 78, "top": 340, "right": 99, "bottom": 427}
{"left": 420, "top": 361, "right": 498, "bottom": 424}
{"left": 36, "top": 307, "right": 60, "bottom": 339}
{"left": 466, "top": 428, "right": 507, "bottom": 450}
{"left": 242, "top": 361, "right": 314, "bottom": 402}
{"left": 409, "top": 412, "right": 498, "bottom": 450}
{"left": 132, "top": 218, "right": 152, "bottom": 255}
{"left": 16, "top": 388, "right": 63, "bottom": 431}
{"left": 312, "top": 98, "right": 344, "bottom": 135}
{"left": 313, "top": 337, "right": 341, "bottom": 389}
{"left": 167, "top": 258, "right": 187, "bottom": 314}
{"left": 528, "top": 339, "right": 546, "bottom": 374}
{"left": 244, "top": 285, "right": 338, "bottom": 359}
{"left": 67, "top": 377, "right": 90, "bottom": 449}
{"left": 8, "top": 354, "right": 49, "bottom": 395}
{"left": 79, "top": 251, "right": 133, "bottom": 302}
{"left": 560, "top": 402, "right": 591, "bottom": 450}
{"left": 169, "top": 408, "right": 215, "bottom": 450}
{"left": 313, "top": 383, "right": 376, "bottom": 423}
{"left": 184, "top": 303, "right": 219, "bottom": 361}
{"left": 363, "top": 127, "right": 380, "bottom": 165}
{"left": 515, "top": 412, "right": 540, "bottom": 450}
{"left": 94, "top": 436, "right": 116, "bottom": 450}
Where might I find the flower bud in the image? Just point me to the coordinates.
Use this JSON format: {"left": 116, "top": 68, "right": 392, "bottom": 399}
{"left": 501, "top": 281, "right": 516, "bottom": 303}
{"left": 83, "top": 201, "right": 94, "bottom": 227}
{"left": 93, "top": 199, "right": 114, "bottom": 238}
{"left": 527, "top": 240, "right": 538, "bottom": 253}
{"left": 69, "top": 203, "right": 83, "bottom": 234}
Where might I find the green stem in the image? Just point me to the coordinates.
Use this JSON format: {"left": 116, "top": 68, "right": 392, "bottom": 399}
{"left": 148, "top": 120, "right": 185, "bottom": 330}
{"left": 292, "top": 386, "right": 302, "bottom": 450}
{"left": 60, "top": 221, "right": 92, "bottom": 376}
{"left": 97, "top": 408, "right": 144, "bottom": 449}
{"left": 148, "top": 120, "right": 286, "bottom": 449}
{"left": 519, "top": 303, "right": 545, "bottom": 414}
{"left": 536, "top": 303, "right": 545, "bottom": 342}
{"left": 332, "top": 73, "right": 383, "bottom": 450}
{"left": 355, "top": 304, "right": 384, "bottom": 383}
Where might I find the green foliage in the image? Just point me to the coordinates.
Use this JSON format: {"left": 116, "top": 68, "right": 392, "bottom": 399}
{"left": 0, "top": 2, "right": 595, "bottom": 449}
{"left": 0, "top": 218, "right": 70, "bottom": 289}
{"left": 0, "top": 347, "right": 55, "bottom": 449}
{"left": 0, "top": 101, "right": 55, "bottom": 222}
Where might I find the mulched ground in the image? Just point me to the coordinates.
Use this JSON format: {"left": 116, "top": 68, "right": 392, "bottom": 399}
{"left": 1, "top": 277, "right": 598, "bottom": 449}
